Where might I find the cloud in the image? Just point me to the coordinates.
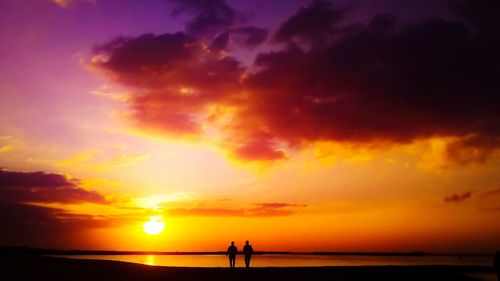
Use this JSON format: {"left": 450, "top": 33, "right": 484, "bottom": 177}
{"left": 165, "top": 202, "right": 306, "bottom": 217}
{"left": 170, "top": 0, "right": 238, "bottom": 37}
{"left": 449, "top": 0, "right": 500, "bottom": 34}
{"left": 229, "top": 26, "right": 268, "bottom": 48}
{"left": 93, "top": 32, "right": 244, "bottom": 137}
{"left": 0, "top": 169, "right": 107, "bottom": 204}
{"left": 167, "top": 207, "right": 244, "bottom": 217}
{"left": 92, "top": 0, "right": 500, "bottom": 163}
{"left": 169, "top": 0, "right": 268, "bottom": 48}
{"left": 444, "top": 191, "right": 472, "bottom": 203}
{"left": 56, "top": 149, "right": 149, "bottom": 171}
{"left": 0, "top": 170, "right": 76, "bottom": 188}
{"left": 252, "top": 202, "right": 307, "bottom": 208}
{"left": 478, "top": 188, "right": 500, "bottom": 211}
{"left": 444, "top": 135, "right": 500, "bottom": 166}
{"left": 273, "top": 0, "right": 347, "bottom": 45}
{"left": 231, "top": 132, "right": 287, "bottom": 162}
{"left": 0, "top": 202, "right": 113, "bottom": 246}
{"left": 0, "top": 169, "right": 116, "bottom": 246}
{"left": 248, "top": 202, "right": 307, "bottom": 217}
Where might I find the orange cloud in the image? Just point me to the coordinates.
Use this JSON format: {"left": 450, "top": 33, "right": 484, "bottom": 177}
{"left": 478, "top": 188, "right": 500, "bottom": 211}
{"left": 165, "top": 202, "right": 306, "bottom": 217}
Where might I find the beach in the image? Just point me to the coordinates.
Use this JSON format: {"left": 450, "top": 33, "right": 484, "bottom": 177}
{"left": 1, "top": 255, "right": 496, "bottom": 281}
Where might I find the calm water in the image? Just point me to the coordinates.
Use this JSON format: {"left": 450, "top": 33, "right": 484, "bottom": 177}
{"left": 56, "top": 254, "right": 493, "bottom": 267}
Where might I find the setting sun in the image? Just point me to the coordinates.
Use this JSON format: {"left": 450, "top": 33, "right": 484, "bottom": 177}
{"left": 143, "top": 216, "right": 165, "bottom": 235}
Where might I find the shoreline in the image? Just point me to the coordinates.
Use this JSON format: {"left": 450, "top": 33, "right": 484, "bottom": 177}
{"left": 1, "top": 255, "right": 496, "bottom": 281}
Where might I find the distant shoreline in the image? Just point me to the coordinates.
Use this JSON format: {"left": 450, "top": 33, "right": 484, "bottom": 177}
{"left": 0, "top": 246, "right": 494, "bottom": 257}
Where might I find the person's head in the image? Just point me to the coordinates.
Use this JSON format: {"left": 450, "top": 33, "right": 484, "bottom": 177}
{"left": 246, "top": 240, "right": 249, "bottom": 245}
{"left": 231, "top": 241, "right": 234, "bottom": 246}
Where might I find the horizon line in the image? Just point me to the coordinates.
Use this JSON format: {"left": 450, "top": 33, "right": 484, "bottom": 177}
{"left": 0, "top": 246, "right": 495, "bottom": 256}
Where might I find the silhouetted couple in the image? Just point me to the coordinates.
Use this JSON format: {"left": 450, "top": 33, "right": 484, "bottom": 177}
{"left": 226, "top": 240, "right": 254, "bottom": 268}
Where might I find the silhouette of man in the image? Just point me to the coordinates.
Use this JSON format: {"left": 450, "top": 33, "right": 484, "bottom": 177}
{"left": 495, "top": 251, "right": 500, "bottom": 281}
{"left": 243, "top": 240, "right": 254, "bottom": 268}
{"left": 226, "top": 241, "right": 237, "bottom": 268}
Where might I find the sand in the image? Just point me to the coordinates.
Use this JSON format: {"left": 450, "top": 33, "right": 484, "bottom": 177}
{"left": 0, "top": 255, "right": 496, "bottom": 281}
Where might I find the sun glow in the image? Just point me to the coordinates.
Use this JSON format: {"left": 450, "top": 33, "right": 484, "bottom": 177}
{"left": 143, "top": 216, "right": 165, "bottom": 235}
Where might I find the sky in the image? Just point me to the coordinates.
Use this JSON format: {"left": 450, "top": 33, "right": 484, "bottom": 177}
{"left": 0, "top": 0, "right": 499, "bottom": 253}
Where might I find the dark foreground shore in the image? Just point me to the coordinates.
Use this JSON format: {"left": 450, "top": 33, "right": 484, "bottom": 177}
{"left": 0, "top": 255, "right": 496, "bottom": 281}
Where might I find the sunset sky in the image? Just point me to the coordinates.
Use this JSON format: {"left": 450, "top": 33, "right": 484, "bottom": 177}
{"left": 1, "top": 0, "right": 499, "bottom": 253}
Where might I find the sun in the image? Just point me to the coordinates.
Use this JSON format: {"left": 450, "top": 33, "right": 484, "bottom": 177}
{"left": 143, "top": 216, "right": 165, "bottom": 235}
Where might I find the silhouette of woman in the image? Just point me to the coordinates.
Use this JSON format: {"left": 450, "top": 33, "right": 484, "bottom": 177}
{"left": 243, "top": 240, "right": 254, "bottom": 268}
{"left": 226, "top": 241, "right": 237, "bottom": 268}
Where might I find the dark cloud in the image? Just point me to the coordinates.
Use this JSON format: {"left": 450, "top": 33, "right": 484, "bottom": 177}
{"left": 0, "top": 170, "right": 77, "bottom": 188}
{"left": 169, "top": 0, "right": 268, "bottom": 49}
{"left": 245, "top": 17, "right": 499, "bottom": 144}
{"left": 93, "top": 0, "right": 500, "bottom": 162}
{"left": 229, "top": 26, "right": 268, "bottom": 48}
{"left": 274, "top": 0, "right": 347, "bottom": 45}
{"left": 165, "top": 202, "right": 306, "bottom": 217}
{"left": 0, "top": 202, "right": 113, "bottom": 247}
{"left": 444, "top": 191, "right": 472, "bottom": 203}
{"left": 0, "top": 169, "right": 111, "bottom": 246}
{"left": 0, "top": 170, "right": 107, "bottom": 204}
{"left": 170, "top": 0, "right": 238, "bottom": 37}
{"left": 450, "top": 0, "right": 500, "bottom": 34}
{"left": 210, "top": 31, "right": 229, "bottom": 50}
{"left": 93, "top": 32, "right": 194, "bottom": 78}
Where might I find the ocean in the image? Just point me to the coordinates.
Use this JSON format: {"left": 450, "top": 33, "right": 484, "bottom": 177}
{"left": 54, "top": 254, "right": 494, "bottom": 267}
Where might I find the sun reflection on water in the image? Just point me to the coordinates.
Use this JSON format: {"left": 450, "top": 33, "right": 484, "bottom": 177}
{"left": 145, "top": 255, "right": 155, "bottom": 266}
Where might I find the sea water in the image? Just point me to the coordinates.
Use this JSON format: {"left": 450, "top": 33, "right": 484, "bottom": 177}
{"left": 55, "top": 254, "right": 493, "bottom": 267}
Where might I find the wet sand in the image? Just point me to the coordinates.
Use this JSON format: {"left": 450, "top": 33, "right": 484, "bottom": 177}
{"left": 1, "top": 255, "right": 496, "bottom": 281}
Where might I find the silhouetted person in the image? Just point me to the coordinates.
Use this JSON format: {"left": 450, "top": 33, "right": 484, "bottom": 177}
{"left": 243, "top": 240, "right": 254, "bottom": 268}
{"left": 226, "top": 241, "right": 237, "bottom": 268}
{"left": 495, "top": 251, "right": 500, "bottom": 281}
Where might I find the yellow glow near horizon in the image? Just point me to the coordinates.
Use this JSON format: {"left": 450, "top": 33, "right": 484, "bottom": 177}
{"left": 143, "top": 216, "right": 165, "bottom": 235}
{"left": 145, "top": 255, "right": 155, "bottom": 266}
